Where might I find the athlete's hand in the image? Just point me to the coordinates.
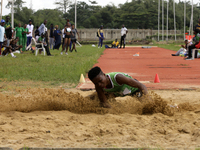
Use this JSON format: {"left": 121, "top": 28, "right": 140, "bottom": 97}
{"left": 101, "top": 102, "right": 111, "bottom": 108}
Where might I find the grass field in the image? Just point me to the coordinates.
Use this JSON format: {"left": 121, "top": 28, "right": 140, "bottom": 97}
{"left": 0, "top": 42, "right": 181, "bottom": 90}
{"left": 154, "top": 42, "right": 183, "bottom": 51}
{"left": 0, "top": 45, "right": 104, "bottom": 88}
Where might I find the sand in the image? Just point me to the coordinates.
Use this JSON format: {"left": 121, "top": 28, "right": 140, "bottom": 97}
{"left": 0, "top": 88, "right": 200, "bottom": 149}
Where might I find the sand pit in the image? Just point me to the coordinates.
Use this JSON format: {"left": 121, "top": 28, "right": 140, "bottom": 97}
{"left": 0, "top": 88, "right": 200, "bottom": 149}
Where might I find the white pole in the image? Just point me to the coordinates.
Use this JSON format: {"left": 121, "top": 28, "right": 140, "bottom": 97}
{"left": 166, "top": 0, "right": 168, "bottom": 41}
{"left": 158, "top": 0, "right": 160, "bottom": 41}
{"left": 0, "top": 1, "right": 2, "bottom": 20}
{"left": 11, "top": 0, "right": 14, "bottom": 28}
{"left": 162, "top": 0, "right": 164, "bottom": 40}
{"left": 75, "top": 0, "right": 77, "bottom": 28}
{"left": 184, "top": 0, "right": 186, "bottom": 40}
{"left": 191, "top": 0, "right": 193, "bottom": 38}
{"left": 173, "top": 0, "right": 176, "bottom": 41}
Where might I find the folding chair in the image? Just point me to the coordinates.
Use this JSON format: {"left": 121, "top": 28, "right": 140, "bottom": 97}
{"left": 26, "top": 38, "right": 45, "bottom": 56}
{"left": 192, "top": 49, "right": 200, "bottom": 60}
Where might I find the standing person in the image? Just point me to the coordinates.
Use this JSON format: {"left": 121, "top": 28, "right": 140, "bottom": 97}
{"left": 70, "top": 24, "right": 79, "bottom": 52}
{"left": 38, "top": 19, "right": 47, "bottom": 36}
{"left": 61, "top": 22, "right": 73, "bottom": 55}
{"left": 98, "top": 25, "right": 105, "bottom": 48}
{"left": 62, "top": 25, "right": 66, "bottom": 49}
{"left": 53, "top": 25, "right": 62, "bottom": 50}
{"left": 49, "top": 24, "right": 54, "bottom": 49}
{"left": 120, "top": 24, "right": 128, "bottom": 48}
{"left": 26, "top": 19, "right": 34, "bottom": 50}
{"left": 0, "top": 19, "right": 6, "bottom": 56}
{"left": 4, "top": 16, "right": 12, "bottom": 46}
{"left": 34, "top": 26, "right": 40, "bottom": 41}
{"left": 14, "top": 23, "right": 23, "bottom": 53}
{"left": 22, "top": 24, "right": 30, "bottom": 52}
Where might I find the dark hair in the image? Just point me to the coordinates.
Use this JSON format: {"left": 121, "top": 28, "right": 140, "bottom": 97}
{"left": 88, "top": 66, "right": 102, "bottom": 80}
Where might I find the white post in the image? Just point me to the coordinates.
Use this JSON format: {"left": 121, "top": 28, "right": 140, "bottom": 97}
{"left": 166, "top": 0, "right": 168, "bottom": 41}
{"left": 0, "top": 0, "right": 3, "bottom": 20}
{"left": 191, "top": 0, "right": 193, "bottom": 38}
{"left": 162, "top": 0, "right": 164, "bottom": 41}
{"left": 75, "top": 0, "right": 77, "bottom": 28}
{"left": 184, "top": 0, "right": 186, "bottom": 40}
{"left": 11, "top": 0, "right": 14, "bottom": 28}
{"left": 158, "top": 0, "right": 160, "bottom": 41}
{"left": 173, "top": 0, "right": 176, "bottom": 41}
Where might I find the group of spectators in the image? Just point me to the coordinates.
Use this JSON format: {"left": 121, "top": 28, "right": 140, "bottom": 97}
{"left": 0, "top": 16, "right": 80, "bottom": 57}
{"left": 172, "top": 18, "right": 200, "bottom": 60}
{"left": 97, "top": 24, "right": 128, "bottom": 49}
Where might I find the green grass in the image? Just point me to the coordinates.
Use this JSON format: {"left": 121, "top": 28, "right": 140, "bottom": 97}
{"left": 154, "top": 42, "right": 183, "bottom": 51}
{"left": 0, "top": 45, "right": 104, "bottom": 86}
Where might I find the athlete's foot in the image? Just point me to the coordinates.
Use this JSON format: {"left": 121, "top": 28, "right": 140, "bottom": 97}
{"left": 75, "top": 49, "right": 77, "bottom": 52}
{"left": 12, "top": 55, "right": 16, "bottom": 58}
{"left": 61, "top": 52, "right": 63, "bottom": 55}
{"left": 65, "top": 52, "right": 68, "bottom": 55}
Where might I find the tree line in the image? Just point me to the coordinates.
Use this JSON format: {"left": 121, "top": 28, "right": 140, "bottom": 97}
{"left": 3, "top": 0, "right": 200, "bottom": 31}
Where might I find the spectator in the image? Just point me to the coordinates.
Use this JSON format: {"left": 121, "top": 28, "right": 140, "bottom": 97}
{"left": 26, "top": 19, "right": 34, "bottom": 50}
{"left": 61, "top": 22, "right": 73, "bottom": 55}
{"left": 37, "top": 33, "right": 53, "bottom": 56}
{"left": 120, "top": 24, "right": 128, "bottom": 48}
{"left": 0, "top": 19, "right": 6, "bottom": 56}
{"left": 4, "top": 16, "right": 12, "bottom": 46}
{"left": 194, "top": 18, "right": 200, "bottom": 34}
{"left": 97, "top": 25, "right": 105, "bottom": 48}
{"left": 22, "top": 24, "right": 30, "bottom": 52}
{"left": 185, "top": 29, "right": 200, "bottom": 60}
{"left": 171, "top": 39, "right": 189, "bottom": 56}
{"left": 112, "top": 39, "right": 119, "bottom": 48}
{"left": 70, "top": 24, "right": 79, "bottom": 52}
{"left": 14, "top": 23, "right": 23, "bottom": 53}
{"left": 62, "top": 25, "right": 67, "bottom": 49}
{"left": 2, "top": 38, "right": 22, "bottom": 58}
{"left": 53, "top": 25, "right": 62, "bottom": 50}
{"left": 49, "top": 24, "right": 54, "bottom": 49}
{"left": 34, "top": 26, "right": 40, "bottom": 41}
{"left": 38, "top": 19, "right": 47, "bottom": 36}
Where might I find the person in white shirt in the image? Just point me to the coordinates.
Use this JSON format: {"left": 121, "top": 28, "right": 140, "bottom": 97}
{"left": 38, "top": 20, "right": 47, "bottom": 36}
{"left": 0, "top": 19, "right": 6, "bottom": 56}
{"left": 26, "top": 19, "right": 34, "bottom": 49}
{"left": 120, "top": 24, "right": 128, "bottom": 48}
{"left": 62, "top": 25, "right": 67, "bottom": 49}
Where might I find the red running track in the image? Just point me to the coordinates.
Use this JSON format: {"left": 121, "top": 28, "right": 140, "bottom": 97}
{"left": 78, "top": 47, "right": 200, "bottom": 90}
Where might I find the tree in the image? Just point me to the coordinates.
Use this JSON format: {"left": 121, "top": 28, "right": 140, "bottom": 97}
{"left": 6, "top": 0, "right": 26, "bottom": 10}
{"left": 54, "top": 0, "right": 71, "bottom": 14}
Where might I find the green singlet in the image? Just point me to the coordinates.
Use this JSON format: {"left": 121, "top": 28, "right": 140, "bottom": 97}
{"left": 103, "top": 72, "right": 139, "bottom": 96}
{"left": 14, "top": 27, "right": 23, "bottom": 37}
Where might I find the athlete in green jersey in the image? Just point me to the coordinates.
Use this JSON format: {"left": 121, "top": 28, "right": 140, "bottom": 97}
{"left": 88, "top": 66, "right": 148, "bottom": 108}
{"left": 14, "top": 23, "right": 23, "bottom": 52}
{"left": 22, "top": 24, "right": 30, "bottom": 52}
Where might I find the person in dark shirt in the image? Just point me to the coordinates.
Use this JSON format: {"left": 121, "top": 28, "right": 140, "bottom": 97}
{"left": 4, "top": 16, "right": 12, "bottom": 46}
{"left": 34, "top": 26, "right": 40, "bottom": 41}
{"left": 194, "top": 18, "right": 200, "bottom": 33}
{"left": 49, "top": 24, "right": 54, "bottom": 49}
{"left": 53, "top": 25, "right": 62, "bottom": 50}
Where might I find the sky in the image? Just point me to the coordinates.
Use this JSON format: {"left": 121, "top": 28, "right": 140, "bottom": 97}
{"left": 2, "top": 0, "right": 200, "bottom": 16}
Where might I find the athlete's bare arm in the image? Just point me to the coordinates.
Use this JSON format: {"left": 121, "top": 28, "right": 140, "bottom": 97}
{"left": 95, "top": 85, "right": 111, "bottom": 108}
{"left": 115, "top": 74, "right": 148, "bottom": 95}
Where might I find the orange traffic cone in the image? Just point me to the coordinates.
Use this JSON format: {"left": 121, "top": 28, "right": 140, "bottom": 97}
{"left": 154, "top": 74, "right": 160, "bottom": 83}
